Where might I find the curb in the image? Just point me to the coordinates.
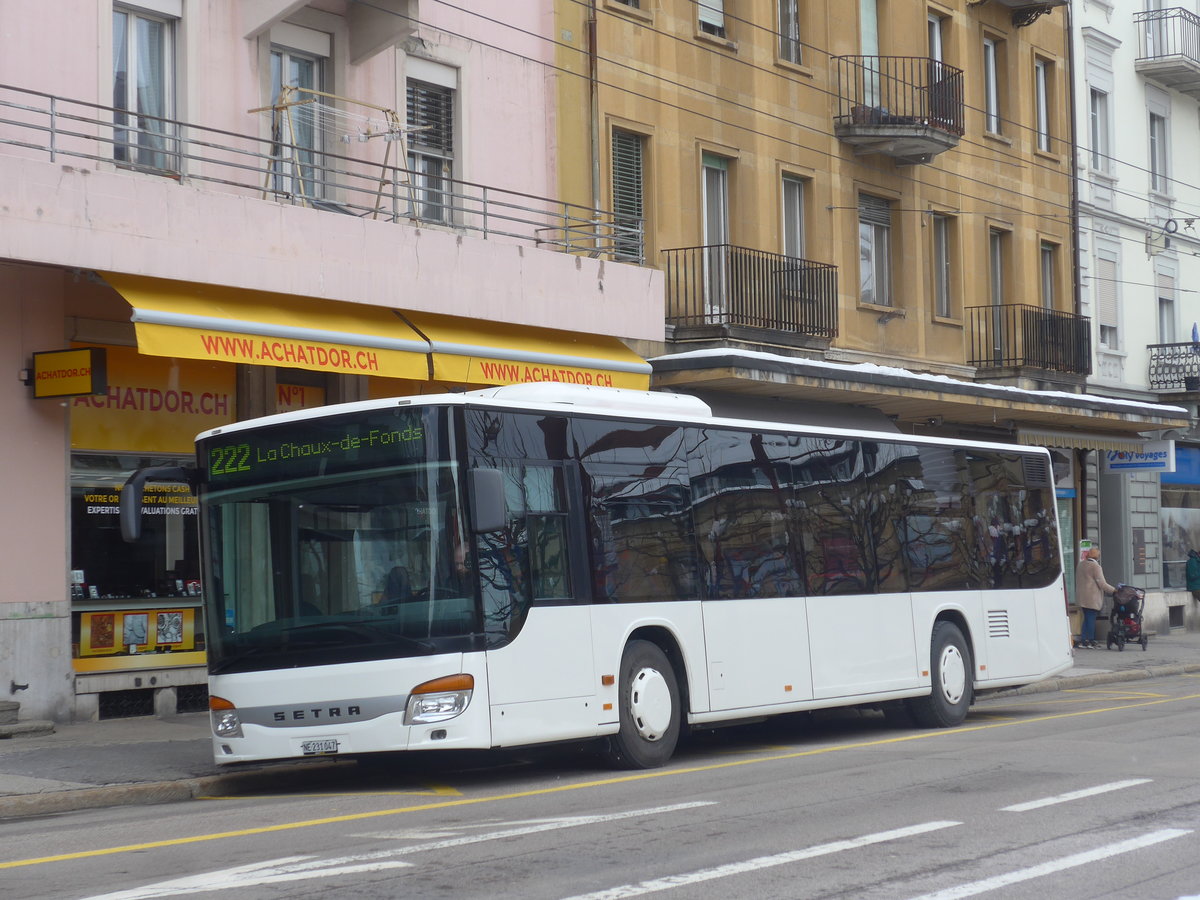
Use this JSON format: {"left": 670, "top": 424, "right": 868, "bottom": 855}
{"left": 3, "top": 664, "right": 1200, "bottom": 820}
{"left": 0, "top": 757, "right": 350, "bottom": 821}
{"left": 984, "top": 661, "right": 1200, "bottom": 699}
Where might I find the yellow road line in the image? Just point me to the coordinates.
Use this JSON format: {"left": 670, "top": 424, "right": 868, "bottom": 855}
{"left": 4, "top": 689, "right": 1199, "bottom": 871}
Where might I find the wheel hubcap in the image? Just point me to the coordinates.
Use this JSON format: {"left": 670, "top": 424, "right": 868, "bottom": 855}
{"left": 629, "top": 667, "right": 672, "bottom": 741}
{"left": 939, "top": 645, "right": 966, "bottom": 705}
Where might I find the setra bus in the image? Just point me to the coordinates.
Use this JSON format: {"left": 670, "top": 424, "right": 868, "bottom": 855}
{"left": 120, "top": 383, "right": 1072, "bottom": 768}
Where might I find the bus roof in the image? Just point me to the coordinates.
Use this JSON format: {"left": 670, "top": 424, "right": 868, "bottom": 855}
{"left": 195, "top": 382, "right": 1052, "bottom": 457}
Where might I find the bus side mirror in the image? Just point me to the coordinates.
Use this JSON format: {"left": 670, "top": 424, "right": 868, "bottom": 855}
{"left": 120, "top": 465, "right": 194, "bottom": 543}
{"left": 468, "top": 468, "right": 506, "bottom": 534}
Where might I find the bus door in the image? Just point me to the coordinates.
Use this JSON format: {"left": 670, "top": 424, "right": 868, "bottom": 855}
{"left": 796, "top": 439, "right": 920, "bottom": 699}
{"left": 479, "top": 461, "right": 599, "bottom": 746}
{"left": 691, "top": 429, "right": 814, "bottom": 712}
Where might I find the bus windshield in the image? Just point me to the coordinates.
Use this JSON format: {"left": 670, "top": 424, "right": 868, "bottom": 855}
{"left": 199, "top": 410, "right": 479, "bottom": 674}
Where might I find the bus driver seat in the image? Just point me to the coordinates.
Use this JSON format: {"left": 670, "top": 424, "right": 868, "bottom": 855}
{"left": 383, "top": 565, "right": 413, "bottom": 603}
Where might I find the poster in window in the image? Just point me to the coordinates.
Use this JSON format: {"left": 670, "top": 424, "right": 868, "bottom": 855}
{"left": 123, "top": 613, "right": 148, "bottom": 648}
{"left": 90, "top": 613, "right": 115, "bottom": 650}
{"left": 156, "top": 611, "right": 184, "bottom": 645}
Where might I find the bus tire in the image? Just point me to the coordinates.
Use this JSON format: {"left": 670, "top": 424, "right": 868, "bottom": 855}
{"left": 605, "top": 640, "right": 680, "bottom": 769}
{"left": 907, "top": 621, "right": 972, "bottom": 728}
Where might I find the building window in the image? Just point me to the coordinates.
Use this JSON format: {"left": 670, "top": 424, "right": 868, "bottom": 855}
{"left": 1158, "top": 271, "right": 1176, "bottom": 344}
{"left": 988, "top": 228, "right": 1007, "bottom": 306}
{"left": 1095, "top": 253, "right": 1119, "bottom": 349}
{"left": 407, "top": 77, "right": 456, "bottom": 223}
{"left": 702, "top": 153, "right": 731, "bottom": 317}
{"left": 699, "top": 0, "right": 726, "bottom": 38}
{"left": 611, "top": 129, "right": 645, "bottom": 263}
{"left": 112, "top": 4, "right": 176, "bottom": 171}
{"left": 778, "top": 1, "right": 801, "bottom": 64}
{"left": 1089, "top": 88, "right": 1110, "bottom": 172}
{"left": 983, "top": 37, "right": 1002, "bottom": 134}
{"left": 859, "top": 194, "right": 892, "bottom": 307}
{"left": 931, "top": 214, "right": 952, "bottom": 318}
{"left": 1040, "top": 242, "right": 1056, "bottom": 309}
{"left": 1149, "top": 111, "right": 1169, "bottom": 194}
{"left": 782, "top": 174, "right": 805, "bottom": 259}
{"left": 1034, "top": 58, "right": 1051, "bottom": 152}
{"left": 270, "top": 45, "right": 326, "bottom": 201}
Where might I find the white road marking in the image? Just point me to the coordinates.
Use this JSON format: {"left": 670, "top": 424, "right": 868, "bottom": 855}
{"left": 559, "top": 820, "right": 962, "bottom": 900}
{"left": 1000, "top": 779, "right": 1152, "bottom": 812}
{"left": 79, "top": 857, "right": 414, "bottom": 900}
{"left": 352, "top": 801, "right": 716, "bottom": 852}
{"left": 79, "top": 801, "right": 714, "bottom": 900}
{"left": 907, "top": 828, "right": 1192, "bottom": 900}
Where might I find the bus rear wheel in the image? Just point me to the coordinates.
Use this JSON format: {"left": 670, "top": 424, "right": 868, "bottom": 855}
{"left": 605, "top": 640, "right": 680, "bottom": 769}
{"left": 907, "top": 621, "right": 972, "bottom": 728}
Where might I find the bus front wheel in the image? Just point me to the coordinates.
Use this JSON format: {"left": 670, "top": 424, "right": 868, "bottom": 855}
{"left": 605, "top": 640, "right": 680, "bottom": 769}
{"left": 907, "top": 621, "right": 972, "bottom": 728}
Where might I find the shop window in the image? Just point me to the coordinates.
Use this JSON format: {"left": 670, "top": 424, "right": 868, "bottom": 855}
{"left": 70, "top": 453, "right": 203, "bottom": 668}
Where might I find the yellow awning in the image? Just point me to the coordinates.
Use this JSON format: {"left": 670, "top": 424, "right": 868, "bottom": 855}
{"left": 403, "top": 310, "right": 651, "bottom": 390}
{"left": 104, "top": 273, "right": 430, "bottom": 380}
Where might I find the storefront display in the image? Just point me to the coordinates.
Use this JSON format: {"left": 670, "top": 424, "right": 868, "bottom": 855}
{"left": 69, "top": 346, "right": 234, "bottom": 673}
{"left": 1161, "top": 445, "right": 1200, "bottom": 589}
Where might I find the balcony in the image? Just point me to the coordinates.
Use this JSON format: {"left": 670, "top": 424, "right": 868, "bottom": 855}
{"left": 662, "top": 245, "right": 838, "bottom": 345}
{"left": 1134, "top": 8, "right": 1200, "bottom": 100}
{"left": 832, "top": 57, "right": 964, "bottom": 165}
{"left": 967, "top": 305, "right": 1091, "bottom": 377}
{"left": 1148, "top": 342, "right": 1200, "bottom": 392}
{"left": 0, "top": 82, "right": 639, "bottom": 260}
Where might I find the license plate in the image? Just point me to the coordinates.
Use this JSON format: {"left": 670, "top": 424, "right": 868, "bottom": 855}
{"left": 300, "top": 739, "right": 339, "bottom": 755}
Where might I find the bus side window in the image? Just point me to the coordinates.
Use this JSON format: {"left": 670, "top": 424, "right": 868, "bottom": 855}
{"left": 524, "top": 466, "right": 573, "bottom": 602}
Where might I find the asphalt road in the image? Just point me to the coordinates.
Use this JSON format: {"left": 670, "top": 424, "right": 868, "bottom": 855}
{"left": 3, "top": 672, "right": 1200, "bottom": 900}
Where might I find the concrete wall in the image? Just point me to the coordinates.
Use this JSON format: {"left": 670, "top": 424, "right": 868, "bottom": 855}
{"left": 0, "top": 265, "right": 75, "bottom": 721}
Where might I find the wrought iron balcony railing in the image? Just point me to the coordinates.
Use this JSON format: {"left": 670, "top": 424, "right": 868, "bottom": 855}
{"left": 1134, "top": 8, "right": 1200, "bottom": 98}
{"left": 1148, "top": 342, "right": 1200, "bottom": 391}
{"left": 832, "top": 56, "right": 965, "bottom": 137}
{"left": 967, "top": 305, "right": 1091, "bottom": 376}
{"left": 0, "top": 82, "right": 640, "bottom": 260}
{"left": 662, "top": 245, "right": 838, "bottom": 340}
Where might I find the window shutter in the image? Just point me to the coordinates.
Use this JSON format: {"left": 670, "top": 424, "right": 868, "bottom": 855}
{"left": 611, "top": 130, "right": 644, "bottom": 262}
{"left": 407, "top": 80, "right": 453, "bottom": 154}
{"left": 858, "top": 193, "right": 891, "bottom": 226}
{"left": 698, "top": 0, "right": 725, "bottom": 30}
{"left": 1157, "top": 271, "right": 1175, "bottom": 298}
{"left": 612, "top": 130, "right": 644, "bottom": 219}
{"left": 1096, "top": 257, "right": 1118, "bottom": 329}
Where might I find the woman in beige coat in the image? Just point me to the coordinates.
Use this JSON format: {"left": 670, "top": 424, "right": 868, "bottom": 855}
{"left": 1075, "top": 545, "right": 1115, "bottom": 649}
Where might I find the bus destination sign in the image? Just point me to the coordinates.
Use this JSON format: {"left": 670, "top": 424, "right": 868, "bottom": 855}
{"left": 202, "top": 410, "right": 429, "bottom": 488}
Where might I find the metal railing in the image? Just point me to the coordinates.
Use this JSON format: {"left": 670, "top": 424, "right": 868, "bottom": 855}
{"left": 1148, "top": 342, "right": 1200, "bottom": 391}
{"left": 1134, "top": 7, "right": 1200, "bottom": 63}
{"left": 832, "top": 56, "right": 965, "bottom": 137}
{"left": 0, "top": 82, "right": 640, "bottom": 260}
{"left": 662, "top": 245, "right": 838, "bottom": 339}
{"left": 966, "top": 305, "right": 1091, "bottom": 375}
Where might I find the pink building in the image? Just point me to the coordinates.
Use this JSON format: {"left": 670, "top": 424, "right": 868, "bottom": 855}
{"left": 0, "top": 0, "right": 660, "bottom": 722}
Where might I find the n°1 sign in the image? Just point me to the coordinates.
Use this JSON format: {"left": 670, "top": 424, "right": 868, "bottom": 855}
{"left": 29, "top": 347, "right": 108, "bottom": 399}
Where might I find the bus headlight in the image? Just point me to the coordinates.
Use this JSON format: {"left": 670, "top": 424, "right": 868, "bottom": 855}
{"left": 210, "top": 695, "right": 243, "bottom": 738}
{"left": 406, "top": 674, "right": 474, "bottom": 725}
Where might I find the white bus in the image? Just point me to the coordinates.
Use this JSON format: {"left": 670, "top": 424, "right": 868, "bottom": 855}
{"left": 121, "top": 383, "right": 1072, "bottom": 768}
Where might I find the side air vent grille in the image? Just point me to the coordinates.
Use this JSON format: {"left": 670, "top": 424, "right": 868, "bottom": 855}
{"left": 987, "top": 609, "right": 1011, "bottom": 639}
{"left": 1022, "top": 454, "right": 1052, "bottom": 487}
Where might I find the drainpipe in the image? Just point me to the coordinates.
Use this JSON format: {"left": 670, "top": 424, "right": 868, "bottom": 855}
{"left": 587, "top": 0, "right": 601, "bottom": 217}
{"left": 1066, "top": 2, "right": 1081, "bottom": 327}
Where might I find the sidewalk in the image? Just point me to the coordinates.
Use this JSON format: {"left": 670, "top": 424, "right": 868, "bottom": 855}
{"left": 4, "top": 631, "right": 1200, "bottom": 820}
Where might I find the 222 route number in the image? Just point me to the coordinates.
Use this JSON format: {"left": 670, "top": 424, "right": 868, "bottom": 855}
{"left": 210, "top": 443, "right": 252, "bottom": 476}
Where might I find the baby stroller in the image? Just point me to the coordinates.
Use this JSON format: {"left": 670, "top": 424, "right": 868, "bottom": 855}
{"left": 1106, "top": 584, "right": 1148, "bottom": 652}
